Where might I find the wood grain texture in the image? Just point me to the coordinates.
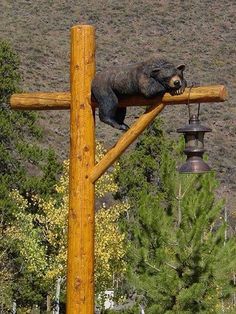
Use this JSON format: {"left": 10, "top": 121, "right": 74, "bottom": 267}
{"left": 89, "top": 103, "right": 166, "bottom": 183}
{"left": 66, "top": 25, "right": 95, "bottom": 314}
{"left": 10, "top": 85, "right": 228, "bottom": 110}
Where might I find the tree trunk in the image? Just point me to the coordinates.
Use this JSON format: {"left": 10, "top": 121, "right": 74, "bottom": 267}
{"left": 53, "top": 277, "right": 62, "bottom": 314}
{"left": 12, "top": 301, "right": 16, "bottom": 314}
{"left": 46, "top": 294, "right": 51, "bottom": 312}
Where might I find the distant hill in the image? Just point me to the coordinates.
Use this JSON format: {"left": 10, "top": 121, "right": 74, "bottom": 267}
{"left": 0, "top": 0, "right": 235, "bottom": 213}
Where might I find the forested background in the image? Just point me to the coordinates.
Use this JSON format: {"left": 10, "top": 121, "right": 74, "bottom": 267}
{"left": 0, "top": 1, "right": 235, "bottom": 313}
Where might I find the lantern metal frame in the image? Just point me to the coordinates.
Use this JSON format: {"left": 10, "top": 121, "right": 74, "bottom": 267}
{"left": 177, "top": 114, "right": 212, "bottom": 174}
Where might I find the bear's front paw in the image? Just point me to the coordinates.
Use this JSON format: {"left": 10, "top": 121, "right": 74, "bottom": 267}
{"left": 172, "top": 86, "right": 186, "bottom": 96}
{"left": 176, "top": 88, "right": 185, "bottom": 95}
{"left": 119, "top": 123, "right": 129, "bottom": 131}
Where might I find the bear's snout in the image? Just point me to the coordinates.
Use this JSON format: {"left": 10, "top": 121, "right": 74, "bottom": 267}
{"left": 174, "top": 79, "right": 181, "bottom": 87}
{"left": 169, "top": 75, "right": 182, "bottom": 89}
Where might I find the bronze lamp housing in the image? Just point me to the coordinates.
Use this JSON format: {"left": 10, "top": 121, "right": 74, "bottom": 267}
{"left": 177, "top": 114, "right": 212, "bottom": 174}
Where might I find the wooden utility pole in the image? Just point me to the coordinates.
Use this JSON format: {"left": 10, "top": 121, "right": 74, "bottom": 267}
{"left": 10, "top": 25, "right": 228, "bottom": 314}
{"left": 67, "top": 25, "right": 96, "bottom": 314}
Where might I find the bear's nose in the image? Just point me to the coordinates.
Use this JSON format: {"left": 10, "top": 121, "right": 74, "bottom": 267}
{"left": 174, "top": 80, "right": 181, "bottom": 87}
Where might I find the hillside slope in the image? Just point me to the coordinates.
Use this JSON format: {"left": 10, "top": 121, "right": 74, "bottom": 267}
{"left": 0, "top": 0, "right": 235, "bottom": 212}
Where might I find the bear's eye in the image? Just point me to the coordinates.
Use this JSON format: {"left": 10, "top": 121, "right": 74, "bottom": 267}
{"left": 161, "top": 75, "right": 173, "bottom": 82}
{"left": 160, "top": 68, "right": 175, "bottom": 79}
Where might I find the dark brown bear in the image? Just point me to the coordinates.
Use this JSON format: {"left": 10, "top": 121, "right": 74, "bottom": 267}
{"left": 92, "top": 58, "right": 187, "bottom": 130}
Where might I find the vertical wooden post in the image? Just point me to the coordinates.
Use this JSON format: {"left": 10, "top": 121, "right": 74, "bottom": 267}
{"left": 67, "top": 25, "right": 95, "bottom": 314}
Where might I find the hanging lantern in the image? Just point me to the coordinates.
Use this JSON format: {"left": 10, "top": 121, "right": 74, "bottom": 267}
{"left": 177, "top": 114, "right": 212, "bottom": 174}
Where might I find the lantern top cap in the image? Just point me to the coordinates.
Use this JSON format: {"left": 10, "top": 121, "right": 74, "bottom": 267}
{"left": 177, "top": 114, "right": 212, "bottom": 133}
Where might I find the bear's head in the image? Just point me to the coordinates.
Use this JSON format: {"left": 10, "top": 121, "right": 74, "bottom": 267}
{"left": 150, "top": 60, "right": 186, "bottom": 93}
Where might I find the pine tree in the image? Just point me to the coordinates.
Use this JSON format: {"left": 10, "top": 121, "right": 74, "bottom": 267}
{"left": 116, "top": 119, "right": 236, "bottom": 313}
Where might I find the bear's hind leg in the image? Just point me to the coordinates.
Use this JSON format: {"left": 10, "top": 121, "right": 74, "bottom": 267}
{"left": 115, "top": 107, "right": 129, "bottom": 130}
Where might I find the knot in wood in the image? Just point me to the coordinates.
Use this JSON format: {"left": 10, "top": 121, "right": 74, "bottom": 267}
{"left": 84, "top": 145, "right": 89, "bottom": 152}
{"left": 74, "top": 277, "right": 81, "bottom": 290}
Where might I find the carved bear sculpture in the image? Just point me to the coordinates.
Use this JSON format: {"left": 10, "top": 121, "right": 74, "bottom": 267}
{"left": 92, "top": 58, "right": 187, "bottom": 130}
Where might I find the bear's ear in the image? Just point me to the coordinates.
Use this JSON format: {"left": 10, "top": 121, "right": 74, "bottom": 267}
{"left": 177, "top": 64, "right": 185, "bottom": 72}
{"left": 150, "top": 67, "right": 161, "bottom": 78}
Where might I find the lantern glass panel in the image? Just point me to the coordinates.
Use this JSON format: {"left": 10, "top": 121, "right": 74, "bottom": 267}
{"left": 185, "top": 131, "right": 204, "bottom": 149}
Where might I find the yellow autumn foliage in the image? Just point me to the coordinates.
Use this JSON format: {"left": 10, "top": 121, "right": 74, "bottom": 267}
{"left": 10, "top": 142, "right": 128, "bottom": 294}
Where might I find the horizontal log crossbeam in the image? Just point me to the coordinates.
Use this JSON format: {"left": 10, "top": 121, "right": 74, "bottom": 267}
{"left": 10, "top": 85, "right": 227, "bottom": 110}
{"left": 10, "top": 84, "right": 228, "bottom": 184}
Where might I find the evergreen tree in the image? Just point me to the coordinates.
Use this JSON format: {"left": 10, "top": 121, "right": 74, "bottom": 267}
{"left": 116, "top": 119, "right": 236, "bottom": 313}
